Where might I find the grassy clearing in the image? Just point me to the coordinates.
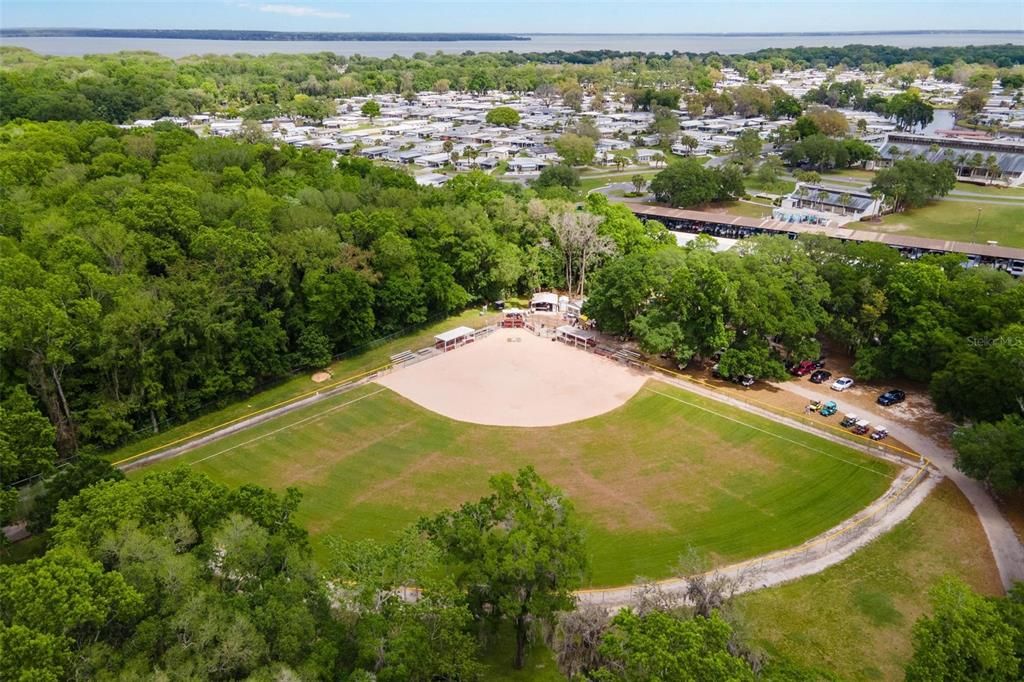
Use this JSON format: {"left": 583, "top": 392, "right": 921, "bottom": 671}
{"left": 0, "top": 533, "right": 47, "bottom": 565}
{"left": 714, "top": 200, "right": 776, "bottom": 219}
{"left": 875, "top": 199, "right": 1024, "bottom": 247}
{"left": 735, "top": 481, "right": 1003, "bottom": 681}
{"left": 143, "top": 382, "right": 893, "bottom": 586}
{"left": 108, "top": 309, "right": 498, "bottom": 463}
{"left": 579, "top": 170, "right": 659, "bottom": 193}
{"left": 480, "top": 625, "right": 565, "bottom": 682}
{"left": 952, "top": 181, "right": 1024, "bottom": 197}
{"left": 745, "top": 177, "right": 796, "bottom": 195}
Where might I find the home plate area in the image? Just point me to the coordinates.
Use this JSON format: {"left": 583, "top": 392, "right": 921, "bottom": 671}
{"left": 374, "top": 328, "right": 647, "bottom": 427}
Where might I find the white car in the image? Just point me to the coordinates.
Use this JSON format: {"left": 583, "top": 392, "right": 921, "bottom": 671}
{"left": 831, "top": 377, "right": 855, "bottom": 392}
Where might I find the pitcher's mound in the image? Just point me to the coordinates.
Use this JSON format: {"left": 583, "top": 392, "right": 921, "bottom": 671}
{"left": 375, "top": 329, "right": 646, "bottom": 427}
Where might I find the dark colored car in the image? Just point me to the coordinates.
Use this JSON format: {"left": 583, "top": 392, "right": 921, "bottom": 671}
{"left": 790, "top": 360, "right": 816, "bottom": 377}
{"left": 732, "top": 374, "right": 755, "bottom": 387}
{"left": 809, "top": 369, "right": 832, "bottom": 384}
{"left": 876, "top": 389, "right": 906, "bottom": 407}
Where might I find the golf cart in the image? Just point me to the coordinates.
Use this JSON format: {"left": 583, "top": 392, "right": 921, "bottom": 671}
{"left": 807, "top": 399, "right": 822, "bottom": 412}
{"left": 853, "top": 419, "right": 871, "bottom": 435}
{"left": 819, "top": 400, "right": 838, "bottom": 417}
{"left": 840, "top": 414, "right": 858, "bottom": 428}
{"left": 871, "top": 426, "right": 889, "bottom": 441}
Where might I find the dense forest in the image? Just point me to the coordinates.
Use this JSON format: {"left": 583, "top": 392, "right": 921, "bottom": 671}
{"left": 3, "top": 43, "right": 1024, "bottom": 125}
{"left": 0, "top": 120, "right": 671, "bottom": 479}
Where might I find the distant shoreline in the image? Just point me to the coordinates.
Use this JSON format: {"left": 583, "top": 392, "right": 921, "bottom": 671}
{"left": 2, "top": 28, "right": 1022, "bottom": 43}
{"left": 0, "top": 28, "right": 532, "bottom": 42}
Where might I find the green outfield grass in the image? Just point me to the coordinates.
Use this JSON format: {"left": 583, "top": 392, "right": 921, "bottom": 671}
{"left": 142, "top": 381, "right": 894, "bottom": 586}
{"left": 735, "top": 480, "right": 1003, "bottom": 681}
{"left": 108, "top": 308, "right": 499, "bottom": 464}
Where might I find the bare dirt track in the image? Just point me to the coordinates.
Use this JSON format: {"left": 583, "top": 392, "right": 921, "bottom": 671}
{"left": 375, "top": 329, "right": 647, "bottom": 427}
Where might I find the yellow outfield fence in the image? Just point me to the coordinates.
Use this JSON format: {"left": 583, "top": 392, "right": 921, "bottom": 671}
{"left": 112, "top": 363, "right": 392, "bottom": 468}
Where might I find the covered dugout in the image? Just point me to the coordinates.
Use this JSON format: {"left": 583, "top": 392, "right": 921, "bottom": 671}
{"left": 500, "top": 308, "right": 528, "bottom": 328}
{"left": 434, "top": 326, "right": 476, "bottom": 352}
{"left": 557, "top": 325, "right": 597, "bottom": 349}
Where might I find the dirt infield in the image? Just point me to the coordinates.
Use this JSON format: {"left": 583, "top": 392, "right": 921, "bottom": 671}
{"left": 374, "top": 328, "right": 647, "bottom": 427}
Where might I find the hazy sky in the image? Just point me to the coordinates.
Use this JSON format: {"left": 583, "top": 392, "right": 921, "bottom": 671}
{"left": 2, "top": 0, "right": 1023, "bottom": 34}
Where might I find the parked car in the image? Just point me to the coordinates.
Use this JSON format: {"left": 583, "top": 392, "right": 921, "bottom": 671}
{"left": 819, "top": 400, "right": 838, "bottom": 417}
{"left": 876, "top": 389, "right": 906, "bottom": 406}
{"left": 711, "top": 363, "right": 722, "bottom": 379}
{"left": 790, "top": 360, "right": 816, "bottom": 376}
{"left": 831, "top": 377, "right": 855, "bottom": 392}
{"left": 732, "top": 374, "right": 755, "bottom": 387}
{"left": 809, "top": 369, "right": 832, "bottom": 384}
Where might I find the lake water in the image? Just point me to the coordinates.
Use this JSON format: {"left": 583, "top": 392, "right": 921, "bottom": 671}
{"left": 3, "top": 32, "right": 1022, "bottom": 58}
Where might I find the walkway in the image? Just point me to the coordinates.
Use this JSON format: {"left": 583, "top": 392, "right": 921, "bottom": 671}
{"left": 777, "top": 380, "right": 1024, "bottom": 590}
{"left": 578, "top": 467, "right": 936, "bottom": 608}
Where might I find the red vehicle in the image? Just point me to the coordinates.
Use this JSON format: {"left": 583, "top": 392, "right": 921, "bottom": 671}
{"left": 790, "top": 360, "right": 816, "bottom": 377}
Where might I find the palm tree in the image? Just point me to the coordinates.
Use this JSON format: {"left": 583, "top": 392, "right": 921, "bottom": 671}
{"left": 956, "top": 153, "right": 967, "bottom": 177}
{"left": 816, "top": 190, "right": 830, "bottom": 211}
{"left": 838, "top": 192, "right": 852, "bottom": 215}
{"left": 985, "top": 154, "right": 1001, "bottom": 185}
{"left": 796, "top": 185, "right": 810, "bottom": 207}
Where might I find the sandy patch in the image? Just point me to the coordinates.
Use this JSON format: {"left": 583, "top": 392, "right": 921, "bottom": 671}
{"left": 374, "top": 329, "right": 647, "bottom": 427}
{"left": 311, "top": 371, "right": 332, "bottom": 383}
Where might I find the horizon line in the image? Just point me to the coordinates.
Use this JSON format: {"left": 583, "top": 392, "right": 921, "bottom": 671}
{"left": 3, "top": 28, "right": 1023, "bottom": 37}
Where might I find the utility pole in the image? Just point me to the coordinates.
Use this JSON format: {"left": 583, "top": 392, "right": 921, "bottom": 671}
{"left": 973, "top": 208, "right": 982, "bottom": 243}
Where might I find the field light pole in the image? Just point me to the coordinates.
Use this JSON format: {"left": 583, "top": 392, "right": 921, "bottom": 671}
{"left": 974, "top": 208, "right": 982, "bottom": 243}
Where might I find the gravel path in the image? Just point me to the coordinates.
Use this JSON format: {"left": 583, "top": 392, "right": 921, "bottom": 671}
{"left": 778, "top": 380, "right": 1024, "bottom": 590}
{"left": 577, "top": 466, "right": 936, "bottom": 608}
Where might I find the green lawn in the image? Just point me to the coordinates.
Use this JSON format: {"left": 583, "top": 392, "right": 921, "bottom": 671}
{"left": 579, "top": 170, "right": 659, "bottom": 193}
{"left": 735, "top": 481, "right": 1003, "bottom": 681}
{"left": 952, "top": 181, "right": 1024, "bottom": 197}
{"left": 142, "top": 382, "right": 893, "bottom": 586}
{"left": 874, "top": 199, "right": 1024, "bottom": 247}
{"left": 109, "top": 309, "right": 499, "bottom": 464}
{"left": 0, "top": 533, "right": 47, "bottom": 565}
{"left": 480, "top": 625, "right": 565, "bottom": 682}
{"left": 715, "top": 200, "right": 776, "bottom": 219}
{"left": 744, "top": 177, "right": 796, "bottom": 195}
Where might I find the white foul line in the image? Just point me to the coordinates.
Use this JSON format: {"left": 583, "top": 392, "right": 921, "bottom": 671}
{"left": 189, "top": 388, "right": 387, "bottom": 466}
{"left": 645, "top": 388, "right": 891, "bottom": 477}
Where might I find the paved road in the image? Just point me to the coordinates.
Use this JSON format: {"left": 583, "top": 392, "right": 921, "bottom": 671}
{"left": 776, "top": 380, "right": 1024, "bottom": 590}
{"left": 589, "top": 182, "right": 653, "bottom": 202}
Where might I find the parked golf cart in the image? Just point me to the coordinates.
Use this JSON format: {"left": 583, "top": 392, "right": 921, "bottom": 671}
{"left": 807, "top": 400, "right": 822, "bottom": 412}
{"left": 871, "top": 426, "right": 889, "bottom": 441}
{"left": 840, "top": 414, "right": 858, "bottom": 428}
{"left": 819, "top": 400, "right": 838, "bottom": 417}
{"left": 853, "top": 419, "right": 871, "bottom": 435}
